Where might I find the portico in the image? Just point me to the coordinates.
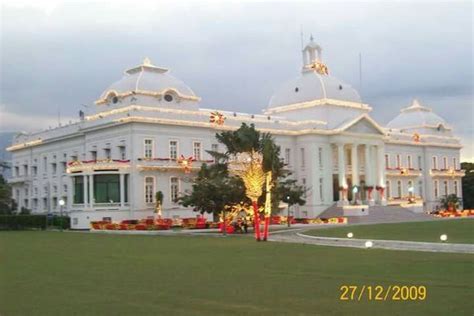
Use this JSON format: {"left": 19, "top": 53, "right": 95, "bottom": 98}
{"left": 333, "top": 142, "right": 386, "bottom": 206}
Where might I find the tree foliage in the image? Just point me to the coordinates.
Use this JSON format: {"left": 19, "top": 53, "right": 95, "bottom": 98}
{"left": 0, "top": 175, "right": 13, "bottom": 214}
{"left": 179, "top": 123, "right": 306, "bottom": 216}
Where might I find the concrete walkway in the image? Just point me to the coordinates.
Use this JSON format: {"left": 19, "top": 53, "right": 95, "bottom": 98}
{"left": 268, "top": 229, "right": 474, "bottom": 254}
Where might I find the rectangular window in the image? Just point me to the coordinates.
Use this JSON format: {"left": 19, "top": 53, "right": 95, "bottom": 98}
{"left": 43, "top": 156, "right": 47, "bottom": 172}
{"left": 300, "top": 148, "right": 305, "bottom": 169}
{"left": 32, "top": 166, "right": 37, "bottom": 176}
{"left": 193, "top": 142, "right": 202, "bottom": 160}
{"left": 284, "top": 148, "right": 291, "bottom": 165}
{"left": 94, "top": 174, "right": 120, "bottom": 203}
{"left": 419, "top": 181, "right": 423, "bottom": 198}
{"left": 397, "top": 180, "right": 402, "bottom": 198}
{"left": 73, "top": 176, "right": 84, "bottom": 204}
{"left": 453, "top": 157, "right": 457, "bottom": 170}
{"left": 385, "top": 154, "right": 390, "bottom": 169}
{"left": 386, "top": 181, "right": 391, "bottom": 198}
{"left": 418, "top": 156, "right": 422, "bottom": 170}
{"left": 119, "top": 146, "right": 126, "bottom": 160}
{"left": 454, "top": 180, "right": 458, "bottom": 196}
{"left": 170, "top": 177, "right": 179, "bottom": 203}
{"left": 443, "top": 180, "right": 448, "bottom": 196}
{"left": 144, "top": 139, "right": 153, "bottom": 158}
{"left": 170, "top": 141, "right": 178, "bottom": 160}
{"left": 145, "top": 177, "right": 154, "bottom": 204}
{"left": 52, "top": 163, "right": 57, "bottom": 174}
{"left": 434, "top": 180, "right": 439, "bottom": 198}
{"left": 407, "top": 155, "right": 412, "bottom": 169}
{"left": 211, "top": 143, "right": 219, "bottom": 153}
{"left": 318, "top": 147, "right": 323, "bottom": 169}
{"left": 302, "top": 178, "right": 307, "bottom": 198}
{"left": 104, "top": 148, "right": 111, "bottom": 160}
{"left": 432, "top": 156, "right": 438, "bottom": 170}
{"left": 23, "top": 165, "right": 28, "bottom": 176}
{"left": 443, "top": 157, "right": 448, "bottom": 170}
{"left": 14, "top": 166, "right": 19, "bottom": 177}
{"left": 319, "top": 178, "right": 324, "bottom": 201}
{"left": 63, "top": 185, "right": 68, "bottom": 193}
{"left": 62, "top": 162, "right": 67, "bottom": 173}
{"left": 396, "top": 154, "right": 401, "bottom": 168}
{"left": 53, "top": 185, "right": 57, "bottom": 193}
{"left": 91, "top": 151, "right": 97, "bottom": 161}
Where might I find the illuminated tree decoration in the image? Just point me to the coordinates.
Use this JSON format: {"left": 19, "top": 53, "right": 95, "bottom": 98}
{"left": 412, "top": 133, "right": 421, "bottom": 142}
{"left": 209, "top": 111, "right": 226, "bottom": 125}
{"left": 177, "top": 155, "right": 195, "bottom": 173}
{"left": 229, "top": 151, "right": 266, "bottom": 241}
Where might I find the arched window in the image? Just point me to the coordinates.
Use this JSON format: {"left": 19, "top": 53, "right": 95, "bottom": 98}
{"left": 397, "top": 180, "right": 402, "bottom": 198}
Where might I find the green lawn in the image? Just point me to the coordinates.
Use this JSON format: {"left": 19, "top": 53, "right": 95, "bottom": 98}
{"left": 0, "top": 231, "right": 473, "bottom": 315}
{"left": 305, "top": 219, "right": 474, "bottom": 244}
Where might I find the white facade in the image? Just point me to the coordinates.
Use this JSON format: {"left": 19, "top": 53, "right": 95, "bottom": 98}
{"left": 7, "top": 40, "right": 464, "bottom": 229}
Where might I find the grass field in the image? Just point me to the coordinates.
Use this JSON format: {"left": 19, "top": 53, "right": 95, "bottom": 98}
{"left": 306, "top": 219, "right": 474, "bottom": 244}
{"left": 1, "top": 231, "right": 473, "bottom": 315}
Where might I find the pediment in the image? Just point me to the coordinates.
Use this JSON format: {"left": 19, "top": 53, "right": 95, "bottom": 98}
{"left": 341, "top": 116, "right": 385, "bottom": 135}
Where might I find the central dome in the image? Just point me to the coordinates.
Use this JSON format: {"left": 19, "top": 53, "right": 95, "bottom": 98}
{"left": 268, "top": 71, "right": 361, "bottom": 108}
{"left": 268, "top": 38, "right": 361, "bottom": 109}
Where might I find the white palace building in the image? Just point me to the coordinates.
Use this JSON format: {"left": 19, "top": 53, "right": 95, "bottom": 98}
{"left": 7, "top": 39, "right": 465, "bottom": 229}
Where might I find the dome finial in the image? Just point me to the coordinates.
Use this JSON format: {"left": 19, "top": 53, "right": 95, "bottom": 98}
{"left": 143, "top": 57, "right": 153, "bottom": 66}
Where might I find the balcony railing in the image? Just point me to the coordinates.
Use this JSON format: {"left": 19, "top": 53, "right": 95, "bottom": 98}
{"left": 136, "top": 157, "right": 214, "bottom": 172}
{"left": 385, "top": 168, "right": 422, "bottom": 177}
{"left": 430, "top": 168, "right": 465, "bottom": 178}
{"left": 66, "top": 159, "right": 130, "bottom": 173}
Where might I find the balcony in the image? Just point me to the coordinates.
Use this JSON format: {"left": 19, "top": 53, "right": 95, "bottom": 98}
{"left": 8, "top": 175, "right": 31, "bottom": 184}
{"left": 430, "top": 168, "right": 465, "bottom": 178}
{"left": 385, "top": 168, "right": 422, "bottom": 177}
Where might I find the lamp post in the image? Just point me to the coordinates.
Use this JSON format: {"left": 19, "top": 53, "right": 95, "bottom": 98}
{"left": 58, "top": 199, "right": 65, "bottom": 231}
{"left": 286, "top": 195, "right": 291, "bottom": 228}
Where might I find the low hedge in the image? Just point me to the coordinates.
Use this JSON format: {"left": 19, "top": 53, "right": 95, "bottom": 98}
{"left": 0, "top": 215, "right": 70, "bottom": 230}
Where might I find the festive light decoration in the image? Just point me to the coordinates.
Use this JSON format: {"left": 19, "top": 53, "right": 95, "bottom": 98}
{"left": 429, "top": 168, "right": 465, "bottom": 178}
{"left": 6, "top": 139, "right": 42, "bottom": 152}
{"left": 305, "top": 61, "right": 329, "bottom": 75}
{"left": 229, "top": 151, "right": 266, "bottom": 241}
{"left": 95, "top": 88, "right": 200, "bottom": 105}
{"left": 66, "top": 159, "right": 130, "bottom": 173}
{"left": 209, "top": 111, "right": 226, "bottom": 125}
{"left": 177, "top": 155, "right": 195, "bottom": 173}
{"left": 412, "top": 133, "right": 421, "bottom": 142}
{"left": 264, "top": 98, "right": 371, "bottom": 115}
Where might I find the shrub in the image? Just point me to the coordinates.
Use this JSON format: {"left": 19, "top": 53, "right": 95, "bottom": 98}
{"left": 0, "top": 215, "right": 46, "bottom": 230}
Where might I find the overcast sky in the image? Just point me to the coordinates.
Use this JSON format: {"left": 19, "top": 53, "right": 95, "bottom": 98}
{"left": 0, "top": 0, "right": 472, "bottom": 160}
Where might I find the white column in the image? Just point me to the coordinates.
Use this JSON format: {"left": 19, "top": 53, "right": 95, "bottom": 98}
{"left": 89, "top": 174, "right": 94, "bottom": 208}
{"left": 83, "top": 175, "right": 88, "bottom": 208}
{"left": 376, "top": 145, "right": 387, "bottom": 205}
{"left": 337, "top": 144, "right": 347, "bottom": 205}
{"left": 351, "top": 144, "right": 359, "bottom": 186}
{"left": 364, "top": 145, "right": 372, "bottom": 186}
{"left": 120, "top": 173, "right": 125, "bottom": 207}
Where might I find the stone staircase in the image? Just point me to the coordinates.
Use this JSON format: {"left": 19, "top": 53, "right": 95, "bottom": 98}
{"left": 318, "top": 204, "right": 435, "bottom": 225}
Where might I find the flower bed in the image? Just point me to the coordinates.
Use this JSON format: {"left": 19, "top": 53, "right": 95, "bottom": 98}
{"left": 434, "top": 210, "right": 474, "bottom": 218}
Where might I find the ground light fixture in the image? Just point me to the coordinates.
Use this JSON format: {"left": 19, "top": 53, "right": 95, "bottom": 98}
{"left": 365, "top": 240, "right": 373, "bottom": 248}
{"left": 347, "top": 232, "right": 354, "bottom": 238}
{"left": 440, "top": 234, "right": 448, "bottom": 242}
